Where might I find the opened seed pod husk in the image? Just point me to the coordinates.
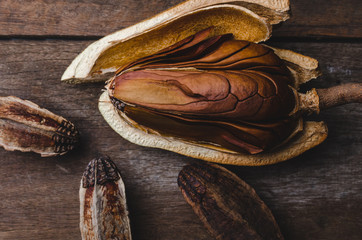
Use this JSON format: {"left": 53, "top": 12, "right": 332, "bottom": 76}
{"left": 62, "top": 0, "right": 290, "bottom": 83}
{"left": 62, "top": 0, "right": 361, "bottom": 165}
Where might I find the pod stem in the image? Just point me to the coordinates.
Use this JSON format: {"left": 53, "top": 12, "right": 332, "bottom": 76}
{"left": 316, "top": 83, "right": 362, "bottom": 110}
{"left": 298, "top": 83, "right": 362, "bottom": 115}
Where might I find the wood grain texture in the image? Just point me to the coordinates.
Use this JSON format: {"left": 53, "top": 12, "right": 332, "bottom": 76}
{"left": 0, "top": 0, "right": 361, "bottom": 239}
{"left": 0, "top": 39, "right": 361, "bottom": 239}
{"left": 0, "top": 0, "right": 361, "bottom": 38}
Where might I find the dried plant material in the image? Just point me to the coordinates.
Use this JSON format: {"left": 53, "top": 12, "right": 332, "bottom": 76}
{"left": 79, "top": 156, "right": 132, "bottom": 240}
{"left": 0, "top": 96, "right": 79, "bottom": 157}
{"left": 64, "top": 0, "right": 326, "bottom": 165}
{"left": 98, "top": 28, "right": 328, "bottom": 165}
{"left": 64, "top": 0, "right": 360, "bottom": 165}
{"left": 107, "top": 27, "right": 302, "bottom": 155}
{"left": 62, "top": 0, "right": 290, "bottom": 83}
{"left": 178, "top": 162, "right": 283, "bottom": 240}
{"left": 99, "top": 92, "right": 327, "bottom": 166}
{"left": 267, "top": 46, "right": 322, "bottom": 88}
{"left": 316, "top": 83, "right": 362, "bottom": 110}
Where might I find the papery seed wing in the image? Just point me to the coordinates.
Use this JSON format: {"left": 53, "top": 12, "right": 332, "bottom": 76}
{"left": 115, "top": 27, "right": 215, "bottom": 75}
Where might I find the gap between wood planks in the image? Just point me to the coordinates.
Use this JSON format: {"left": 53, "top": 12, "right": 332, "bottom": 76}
{"left": 0, "top": 35, "right": 361, "bottom": 43}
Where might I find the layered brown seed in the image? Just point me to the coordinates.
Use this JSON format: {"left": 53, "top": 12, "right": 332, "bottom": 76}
{"left": 178, "top": 162, "right": 284, "bottom": 240}
{"left": 80, "top": 156, "right": 132, "bottom": 240}
{"left": 0, "top": 96, "right": 79, "bottom": 157}
{"left": 107, "top": 27, "right": 301, "bottom": 155}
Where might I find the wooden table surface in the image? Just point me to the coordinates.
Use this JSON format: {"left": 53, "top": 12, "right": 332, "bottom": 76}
{"left": 0, "top": 0, "right": 361, "bottom": 239}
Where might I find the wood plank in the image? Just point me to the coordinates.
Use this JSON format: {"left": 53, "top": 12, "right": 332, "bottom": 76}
{"left": 0, "top": 40, "right": 361, "bottom": 240}
{"left": 0, "top": 0, "right": 361, "bottom": 38}
{"left": 276, "top": 0, "right": 362, "bottom": 38}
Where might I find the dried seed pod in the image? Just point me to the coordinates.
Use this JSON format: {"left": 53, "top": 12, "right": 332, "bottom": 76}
{"left": 178, "top": 162, "right": 283, "bottom": 240}
{"left": 107, "top": 27, "right": 302, "bottom": 155}
{"left": 63, "top": 0, "right": 327, "bottom": 165}
{"left": 79, "top": 156, "right": 132, "bottom": 240}
{"left": 0, "top": 96, "right": 79, "bottom": 157}
{"left": 64, "top": 0, "right": 361, "bottom": 165}
{"left": 97, "top": 31, "right": 327, "bottom": 165}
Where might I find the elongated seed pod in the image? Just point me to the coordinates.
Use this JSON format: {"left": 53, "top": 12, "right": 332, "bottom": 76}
{"left": 107, "top": 27, "right": 302, "bottom": 155}
{"left": 178, "top": 162, "right": 284, "bottom": 240}
{"left": 80, "top": 156, "right": 132, "bottom": 240}
{"left": 0, "top": 96, "right": 79, "bottom": 157}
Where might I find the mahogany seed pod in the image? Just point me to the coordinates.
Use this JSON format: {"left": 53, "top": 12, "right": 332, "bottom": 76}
{"left": 107, "top": 27, "right": 302, "bottom": 155}
{"left": 64, "top": 0, "right": 360, "bottom": 165}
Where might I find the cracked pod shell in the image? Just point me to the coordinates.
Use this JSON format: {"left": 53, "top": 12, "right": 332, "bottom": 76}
{"left": 106, "top": 27, "right": 304, "bottom": 155}
{"left": 63, "top": 0, "right": 328, "bottom": 165}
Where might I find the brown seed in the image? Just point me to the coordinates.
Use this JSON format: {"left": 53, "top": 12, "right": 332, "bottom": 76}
{"left": 0, "top": 96, "right": 79, "bottom": 157}
{"left": 178, "top": 162, "right": 284, "bottom": 240}
{"left": 80, "top": 156, "right": 132, "bottom": 240}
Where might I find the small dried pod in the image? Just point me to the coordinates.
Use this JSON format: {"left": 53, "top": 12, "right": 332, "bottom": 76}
{"left": 79, "top": 156, "right": 132, "bottom": 240}
{"left": 0, "top": 96, "right": 79, "bottom": 157}
{"left": 178, "top": 162, "right": 283, "bottom": 240}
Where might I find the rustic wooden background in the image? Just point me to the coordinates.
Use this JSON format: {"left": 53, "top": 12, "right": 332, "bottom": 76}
{"left": 0, "top": 0, "right": 361, "bottom": 239}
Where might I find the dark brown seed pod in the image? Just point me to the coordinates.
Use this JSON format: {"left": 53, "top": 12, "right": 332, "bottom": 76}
{"left": 178, "top": 162, "right": 284, "bottom": 240}
{"left": 79, "top": 156, "right": 132, "bottom": 240}
{"left": 0, "top": 96, "right": 79, "bottom": 157}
